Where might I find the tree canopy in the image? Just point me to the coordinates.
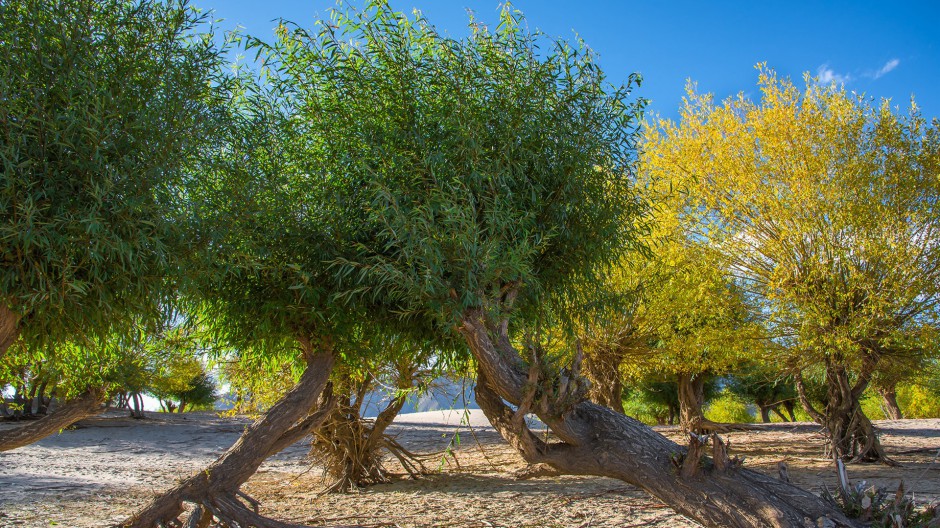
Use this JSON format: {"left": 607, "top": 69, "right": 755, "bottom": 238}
{"left": 0, "top": 0, "right": 224, "bottom": 356}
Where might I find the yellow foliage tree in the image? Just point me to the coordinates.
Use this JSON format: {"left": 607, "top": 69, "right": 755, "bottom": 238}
{"left": 644, "top": 65, "right": 940, "bottom": 463}
{"left": 580, "top": 197, "right": 765, "bottom": 432}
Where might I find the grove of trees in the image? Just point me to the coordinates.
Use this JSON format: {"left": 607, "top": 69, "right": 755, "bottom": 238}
{"left": 2, "top": 1, "right": 938, "bottom": 527}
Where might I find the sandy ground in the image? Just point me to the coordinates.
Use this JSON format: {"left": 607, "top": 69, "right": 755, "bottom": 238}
{"left": 1, "top": 410, "right": 938, "bottom": 528}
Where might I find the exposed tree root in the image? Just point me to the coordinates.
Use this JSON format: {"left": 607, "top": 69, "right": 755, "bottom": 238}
{"left": 120, "top": 345, "right": 345, "bottom": 528}
{"left": 310, "top": 371, "right": 432, "bottom": 493}
{"left": 0, "top": 387, "right": 106, "bottom": 452}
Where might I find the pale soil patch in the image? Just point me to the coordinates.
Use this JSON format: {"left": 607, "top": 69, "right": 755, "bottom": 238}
{"left": 1, "top": 411, "right": 937, "bottom": 527}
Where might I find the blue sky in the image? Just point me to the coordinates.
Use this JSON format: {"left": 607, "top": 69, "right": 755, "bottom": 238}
{"left": 194, "top": 1, "right": 940, "bottom": 122}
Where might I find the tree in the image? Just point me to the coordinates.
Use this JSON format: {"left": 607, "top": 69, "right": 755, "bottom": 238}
{"left": 151, "top": 362, "right": 218, "bottom": 413}
{"left": 129, "top": 5, "right": 852, "bottom": 526}
{"left": 122, "top": 9, "right": 376, "bottom": 523}
{"left": 310, "top": 341, "right": 437, "bottom": 493}
{"left": 0, "top": 0, "right": 223, "bottom": 446}
{"left": 643, "top": 66, "right": 940, "bottom": 463}
{"left": 317, "top": 6, "right": 852, "bottom": 526}
{"left": 630, "top": 238, "right": 764, "bottom": 433}
{"left": 726, "top": 367, "right": 798, "bottom": 423}
{"left": 577, "top": 170, "right": 766, "bottom": 432}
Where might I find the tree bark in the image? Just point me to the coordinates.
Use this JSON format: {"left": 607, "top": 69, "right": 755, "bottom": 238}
{"left": 120, "top": 341, "right": 339, "bottom": 528}
{"left": 460, "top": 308, "right": 856, "bottom": 528}
{"left": 0, "top": 303, "right": 19, "bottom": 361}
{"left": 0, "top": 387, "right": 106, "bottom": 451}
{"left": 759, "top": 405, "right": 772, "bottom": 423}
{"left": 821, "top": 358, "right": 891, "bottom": 464}
{"left": 583, "top": 346, "right": 626, "bottom": 414}
{"left": 677, "top": 373, "right": 706, "bottom": 432}
{"left": 878, "top": 387, "right": 902, "bottom": 421}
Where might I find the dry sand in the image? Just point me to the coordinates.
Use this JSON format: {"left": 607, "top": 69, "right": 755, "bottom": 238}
{"left": 1, "top": 410, "right": 938, "bottom": 527}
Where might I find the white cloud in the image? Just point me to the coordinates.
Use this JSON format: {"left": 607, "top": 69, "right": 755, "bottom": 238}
{"left": 873, "top": 58, "right": 900, "bottom": 79}
{"left": 817, "top": 64, "right": 851, "bottom": 85}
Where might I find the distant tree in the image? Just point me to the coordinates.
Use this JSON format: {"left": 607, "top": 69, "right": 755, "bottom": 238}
{"left": 174, "top": 371, "right": 218, "bottom": 413}
{"left": 582, "top": 203, "right": 765, "bottom": 432}
{"left": 149, "top": 355, "right": 213, "bottom": 413}
{"left": 726, "top": 367, "right": 798, "bottom": 423}
{"left": 624, "top": 376, "right": 719, "bottom": 426}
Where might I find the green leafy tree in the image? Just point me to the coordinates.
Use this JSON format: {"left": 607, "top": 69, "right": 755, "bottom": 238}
{"left": 314, "top": 5, "right": 848, "bottom": 526}
{"left": 123, "top": 5, "right": 406, "bottom": 524}
{"left": 0, "top": 0, "right": 223, "bottom": 449}
{"left": 149, "top": 355, "right": 213, "bottom": 413}
{"left": 130, "top": 5, "right": 851, "bottom": 527}
{"left": 726, "top": 367, "right": 798, "bottom": 423}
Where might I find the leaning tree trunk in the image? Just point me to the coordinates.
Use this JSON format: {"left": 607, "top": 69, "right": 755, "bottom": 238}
{"left": 460, "top": 308, "right": 856, "bottom": 528}
{"left": 0, "top": 387, "right": 106, "bottom": 451}
{"left": 0, "top": 304, "right": 19, "bottom": 361}
{"left": 120, "top": 340, "right": 343, "bottom": 528}
{"left": 878, "top": 386, "right": 903, "bottom": 421}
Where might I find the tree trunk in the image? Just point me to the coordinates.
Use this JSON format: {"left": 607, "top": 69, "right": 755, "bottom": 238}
{"left": 130, "top": 393, "right": 145, "bottom": 420}
{"left": 771, "top": 406, "right": 790, "bottom": 422}
{"left": 460, "top": 308, "right": 856, "bottom": 528}
{"left": 39, "top": 386, "right": 56, "bottom": 416}
{"left": 795, "top": 372, "right": 827, "bottom": 424}
{"left": 677, "top": 373, "right": 706, "bottom": 432}
{"left": 820, "top": 358, "right": 891, "bottom": 464}
{"left": 878, "top": 387, "right": 902, "bottom": 421}
{"left": 0, "top": 387, "right": 106, "bottom": 451}
{"left": 313, "top": 362, "right": 428, "bottom": 493}
{"left": 120, "top": 341, "right": 339, "bottom": 528}
{"left": 0, "top": 303, "right": 19, "bottom": 361}
{"left": 759, "top": 405, "right": 772, "bottom": 423}
{"left": 25, "top": 378, "right": 40, "bottom": 416}
{"left": 583, "top": 346, "right": 626, "bottom": 414}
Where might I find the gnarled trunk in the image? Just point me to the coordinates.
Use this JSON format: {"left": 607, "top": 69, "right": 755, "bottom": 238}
{"left": 796, "top": 359, "right": 890, "bottom": 464}
{"left": 0, "top": 304, "right": 19, "bottom": 361}
{"left": 677, "top": 372, "right": 706, "bottom": 432}
{"left": 0, "top": 387, "right": 106, "bottom": 451}
{"left": 878, "top": 386, "right": 902, "bottom": 421}
{"left": 461, "top": 308, "right": 856, "bottom": 528}
{"left": 312, "top": 370, "right": 424, "bottom": 493}
{"left": 121, "top": 341, "right": 338, "bottom": 528}
{"left": 583, "top": 346, "right": 625, "bottom": 414}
